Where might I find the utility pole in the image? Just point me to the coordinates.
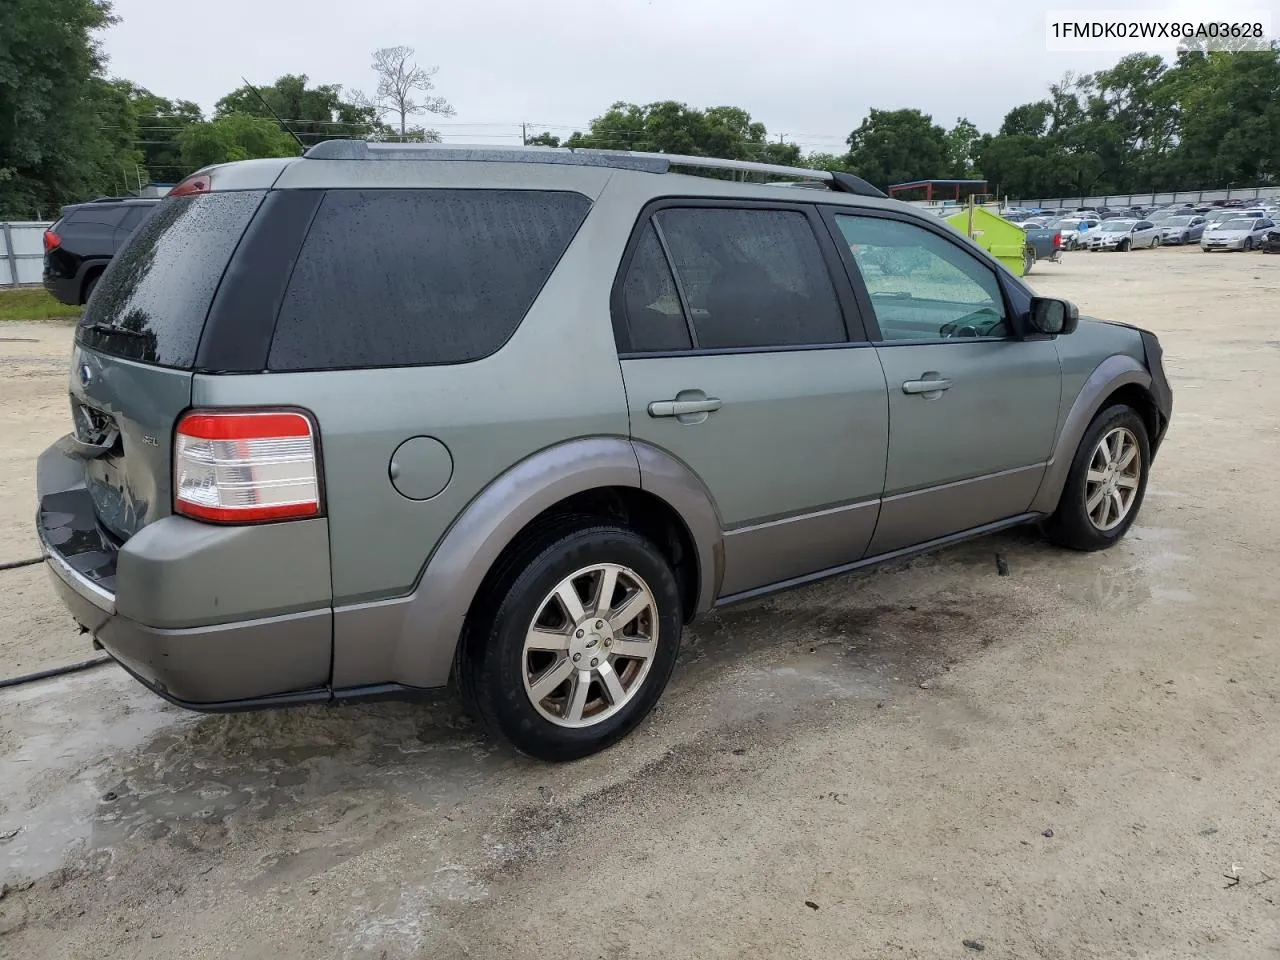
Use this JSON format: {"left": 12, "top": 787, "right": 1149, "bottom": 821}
{"left": 522, "top": 122, "right": 527, "bottom": 146}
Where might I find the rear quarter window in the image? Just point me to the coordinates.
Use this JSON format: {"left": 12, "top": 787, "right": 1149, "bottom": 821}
{"left": 76, "top": 191, "right": 266, "bottom": 368}
{"left": 267, "top": 188, "right": 591, "bottom": 371}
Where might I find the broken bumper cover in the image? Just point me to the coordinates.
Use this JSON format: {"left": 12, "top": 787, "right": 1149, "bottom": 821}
{"left": 36, "top": 441, "right": 332, "bottom": 709}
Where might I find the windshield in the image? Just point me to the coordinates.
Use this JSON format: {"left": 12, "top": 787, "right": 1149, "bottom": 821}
{"left": 1101, "top": 221, "right": 1133, "bottom": 233}
{"left": 1220, "top": 219, "right": 1255, "bottom": 230}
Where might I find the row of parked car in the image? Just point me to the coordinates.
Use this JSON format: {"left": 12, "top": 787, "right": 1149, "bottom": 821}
{"left": 1009, "top": 202, "right": 1280, "bottom": 254}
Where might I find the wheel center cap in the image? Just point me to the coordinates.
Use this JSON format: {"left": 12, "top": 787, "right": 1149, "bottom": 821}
{"left": 569, "top": 619, "right": 615, "bottom": 666}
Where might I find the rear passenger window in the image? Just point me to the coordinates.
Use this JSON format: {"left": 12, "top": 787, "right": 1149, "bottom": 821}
{"left": 268, "top": 189, "right": 591, "bottom": 371}
{"left": 621, "top": 224, "right": 691, "bottom": 352}
{"left": 652, "top": 208, "right": 846, "bottom": 350}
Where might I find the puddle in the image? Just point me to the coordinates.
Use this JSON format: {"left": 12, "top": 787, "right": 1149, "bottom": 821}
{"left": 1062, "top": 526, "right": 1193, "bottom": 607}
{"left": 0, "top": 670, "right": 188, "bottom": 882}
{"left": 0, "top": 667, "right": 519, "bottom": 886}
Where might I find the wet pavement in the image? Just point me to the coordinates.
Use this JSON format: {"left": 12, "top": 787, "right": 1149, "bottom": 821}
{"left": 1, "top": 524, "right": 1191, "bottom": 892}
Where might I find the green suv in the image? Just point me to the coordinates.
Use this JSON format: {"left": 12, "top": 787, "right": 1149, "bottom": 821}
{"left": 36, "top": 143, "right": 1172, "bottom": 760}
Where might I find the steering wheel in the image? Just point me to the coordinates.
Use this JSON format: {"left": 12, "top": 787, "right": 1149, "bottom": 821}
{"left": 939, "top": 308, "right": 1003, "bottom": 338}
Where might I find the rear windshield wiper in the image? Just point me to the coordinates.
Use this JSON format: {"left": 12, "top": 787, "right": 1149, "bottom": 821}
{"left": 85, "top": 322, "right": 147, "bottom": 339}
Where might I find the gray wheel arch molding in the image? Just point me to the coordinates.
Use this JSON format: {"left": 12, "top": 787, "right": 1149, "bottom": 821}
{"left": 1029, "top": 353, "right": 1153, "bottom": 515}
{"left": 330, "top": 437, "right": 724, "bottom": 690}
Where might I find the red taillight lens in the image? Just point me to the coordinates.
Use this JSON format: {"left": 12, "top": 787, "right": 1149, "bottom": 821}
{"left": 174, "top": 410, "right": 321, "bottom": 523}
{"left": 43, "top": 230, "right": 61, "bottom": 252}
{"left": 1053, "top": 232, "right": 1062, "bottom": 248}
{"left": 169, "top": 171, "right": 213, "bottom": 197}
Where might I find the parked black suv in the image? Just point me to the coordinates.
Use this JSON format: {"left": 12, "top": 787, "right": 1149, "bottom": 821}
{"left": 42, "top": 197, "right": 161, "bottom": 306}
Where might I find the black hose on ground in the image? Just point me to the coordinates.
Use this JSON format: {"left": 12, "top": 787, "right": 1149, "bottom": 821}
{"left": 0, "top": 556, "right": 43, "bottom": 572}
{"left": 0, "top": 555, "right": 111, "bottom": 688}
{"left": 0, "top": 655, "right": 112, "bottom": 690}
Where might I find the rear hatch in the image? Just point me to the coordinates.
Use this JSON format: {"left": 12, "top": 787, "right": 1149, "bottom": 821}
{"left": 69, "top": 190, "right": 266, "bottom": 541}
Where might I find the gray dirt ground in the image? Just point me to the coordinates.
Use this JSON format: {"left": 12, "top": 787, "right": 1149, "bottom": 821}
{"left": 1, "top": 246, "right": 1279, "bottom": 958}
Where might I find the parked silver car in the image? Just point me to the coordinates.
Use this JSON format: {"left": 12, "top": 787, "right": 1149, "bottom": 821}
{"left": 1158, "top": 215, "right": 1207, "bottom": 245}
{"left": 1088, "top": 219, "right": 1161, "bottom": 251}
{"left": 1201, "top": 216, "right": 1276, "bottom": 251}
{"left": 35, "top": 143, "right": 1173, "bottom": 760}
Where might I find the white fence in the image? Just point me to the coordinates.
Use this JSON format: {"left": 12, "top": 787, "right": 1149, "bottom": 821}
{"left": 0, "top": 222, "right": 53, "bottom": 287}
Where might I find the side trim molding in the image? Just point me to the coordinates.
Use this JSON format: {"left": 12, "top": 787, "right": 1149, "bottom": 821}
{"left": 716, "top": 512, "right": 1041, "bottom": 607}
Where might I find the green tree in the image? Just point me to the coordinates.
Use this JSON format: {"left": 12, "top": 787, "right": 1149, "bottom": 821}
{"left": 946, "top": 118, "right": 982, "bottom": 177}
{"left": 178, "top": 114, "right": 300, "bottom": 170}
{"left": 844, "top": 108, "right": 951, "bottom": 189}
{"left": 526, "top": 132, "right": 562, "bottom": 147}
{"left": 122, "top": 83, "right": 204, "bottom": 184}
{"left": 215, "top": 74, "right": 385, "bottom": 146}
{"left": 0, "top": 0, "right": 135, "bottom": 216}
{"left": 564, "top": 101, "right": 793, "bottom": 163}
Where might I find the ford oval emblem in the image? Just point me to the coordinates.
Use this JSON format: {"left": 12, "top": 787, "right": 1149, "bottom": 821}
{"left": 79, "top": 363, "right": 93, "bottom": 388}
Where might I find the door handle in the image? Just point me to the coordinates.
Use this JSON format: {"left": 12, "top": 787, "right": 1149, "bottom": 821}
{"left": 902, "top": 378, "right": 953, "bottom": 395}
{"left": 648, "top": 397, "right": 722, "bottom": 418}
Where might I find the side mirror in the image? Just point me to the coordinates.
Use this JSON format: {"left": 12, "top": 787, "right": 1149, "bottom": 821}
{"left": 1027, "top": 297, "right": 1078, "bottom": 336}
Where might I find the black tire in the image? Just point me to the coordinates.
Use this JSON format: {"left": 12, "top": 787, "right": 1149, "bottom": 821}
{"left": 459, "top": 523, "right": 683, "bottom": 761}
{"left": 82, "top": 274, "right": 100, "bottom": 305}
{"left": 1244, "top": 237, "right": 1254, "bottom": 252}
{"left": 1118, "top": 239, "right": 1130, "bottom": 252}
{"left": 1151, "top": 236, "right": 1161, "bottom": 248}
{"left": 1023, "top": 247, "right": 1035, "bottom": 275}
{"left": 1045, "top": 405, "right": 1151, "bottom": 552}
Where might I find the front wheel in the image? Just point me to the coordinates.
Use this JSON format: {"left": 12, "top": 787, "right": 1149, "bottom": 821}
{"left": 1118, "top": 239, "right": 1131, "bottom": 252}
{"left": 1244, "top": 237, "right": 1254, "bottom": 251}
{"left": 1045, "top": 405, "right": 1150, "bottom": 551}
{"left": 459, "top": 523, "right": 683, "bottom": 761}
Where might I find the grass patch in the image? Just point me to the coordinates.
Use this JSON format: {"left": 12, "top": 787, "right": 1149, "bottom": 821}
{"left": 0, "top": 287, "right": 80, "bottom": 322}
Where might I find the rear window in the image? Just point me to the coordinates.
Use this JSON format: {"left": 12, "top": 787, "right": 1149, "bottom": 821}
{"left": 66, "top": 206, "right": 128, "bottom": 228}
{"left": 267, "top": 188, "right": 592, "bottom": 371}
{"left": 77, "top": 191, "right": 266, "bottom": 368}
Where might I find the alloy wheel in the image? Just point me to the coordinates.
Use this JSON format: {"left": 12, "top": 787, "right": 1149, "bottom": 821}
{"left": 521, "top": 563, "right": 659, "bottom": 728}
{"left": 1085, "top": 427, "right": 1142, "bottom": 532}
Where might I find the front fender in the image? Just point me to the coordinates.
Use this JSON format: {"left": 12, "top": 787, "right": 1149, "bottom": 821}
{"left": 1029, "top": 354, "right": 1151, "bottom": 514}
{"left": 330, "top": 437, "right": 723, "bottom": 690}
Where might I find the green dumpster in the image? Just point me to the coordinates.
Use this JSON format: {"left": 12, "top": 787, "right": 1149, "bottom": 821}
{"left": 945, "top": 207, "right": 1029, "bottom": 276}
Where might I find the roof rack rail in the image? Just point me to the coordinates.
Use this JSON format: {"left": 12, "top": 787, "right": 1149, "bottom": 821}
{"left": 301, "top": 140, "right": 889, "bottom": 199}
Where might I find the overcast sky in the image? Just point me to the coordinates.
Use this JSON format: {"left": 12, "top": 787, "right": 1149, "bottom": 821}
{"left": 100, "top": 0, "right": 1278, "bottom": 152}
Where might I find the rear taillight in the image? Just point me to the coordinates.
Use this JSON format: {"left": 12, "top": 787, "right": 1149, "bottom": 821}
{"left": 174, "top": 411, "right": 321, "bottom": 523}
{"left": 43, "top": 230, "right": 61, "bottom": 253}
{"left": 1053, "top": 232, "right": 1062, "bottom": 248}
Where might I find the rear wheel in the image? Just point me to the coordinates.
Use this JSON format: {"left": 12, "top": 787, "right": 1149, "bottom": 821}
{"left": 1023, "top": 246, "right": 1035, "bottom": 275}
{"left": 1045, "top": 405, "right": 1150, "bottom": 551}
{"left": 460, "top": 523, "right": 683, "bottom": 761}
{"left": 1151, "top": 235, "right": 1161, "bottom": 248}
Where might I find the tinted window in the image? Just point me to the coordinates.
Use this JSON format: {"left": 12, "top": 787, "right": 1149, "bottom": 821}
{"left": 117, "top": 207, "right": 148, "bottom": 233}
{"left": 77, "top": 191, "right": 266, "bottom": 368}
{"left": 621, "top": 223, "right": 691, "bottom": 352}
{"left": 67, "top": 206, "right": 128, "bottom": 228}
{"left": 653, "top": 207, "right": 845, "bottom": 350}
{"left": 834, "top": 214, "right": 1007, "bottom": 341}
{"left": 269, "top": 189, "right": 590, "bottom": 371}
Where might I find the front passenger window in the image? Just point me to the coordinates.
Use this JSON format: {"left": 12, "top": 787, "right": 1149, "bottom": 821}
{"left": 833, "top": 214, "right": 1008, "bottom": 341}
